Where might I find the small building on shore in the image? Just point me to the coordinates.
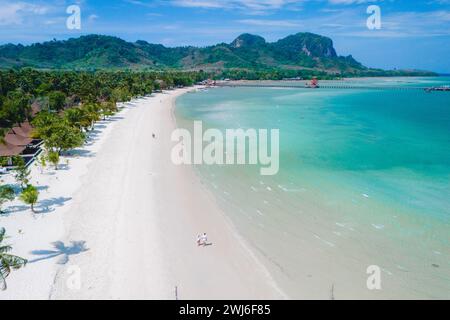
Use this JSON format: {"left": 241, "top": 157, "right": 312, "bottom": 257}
{"left": 0, "top": 121, "right": 43, "bottom": 170}
{"left": 199, "top": 79, "right": 217, "bottom": 87}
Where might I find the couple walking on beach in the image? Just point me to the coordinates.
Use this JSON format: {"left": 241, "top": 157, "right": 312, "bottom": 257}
{"left": 197, "top": 233, "right": 208, "bottom": 246}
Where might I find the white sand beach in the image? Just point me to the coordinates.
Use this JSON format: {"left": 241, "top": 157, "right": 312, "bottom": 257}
{"left": 0, "top": 87, "right": 285, "bottom": 300}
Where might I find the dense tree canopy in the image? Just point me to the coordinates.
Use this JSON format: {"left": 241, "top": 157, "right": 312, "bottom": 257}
{"left": 0, "top": 69, "right": 208, "bottom": 143}
{"left": 0, "top": 34, "right": 436, "bottom": 79}
{"left": 0, "top": 89, "right": 31, "bottom": 128}
{"left": 48, "top": 91, "right": 66, "bottom": 112}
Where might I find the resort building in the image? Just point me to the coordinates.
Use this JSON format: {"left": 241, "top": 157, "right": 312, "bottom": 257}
{"left": 0, "top": 121, "right": 43, "bottom": 169}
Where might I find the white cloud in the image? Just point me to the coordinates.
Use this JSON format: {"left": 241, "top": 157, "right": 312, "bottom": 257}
{"left": 0, "top": 1, "right": 49, "bottom": 25}
{"left": 171, "top": 0, "right": 227, "bottom": 8}
{"left": 325, "top": 9, "right": 450, "bottom": 37}
{"left": 328, "top": 0, "right": 380, "bottom": 4}
{"left": 88, "top": 14, "right": 99, "bottom": 22}
{"left": 237, "top": 19, "right": 302, "bottom": 27}
{"left": 170, "top": 0, "right": 302, "bottom": 11}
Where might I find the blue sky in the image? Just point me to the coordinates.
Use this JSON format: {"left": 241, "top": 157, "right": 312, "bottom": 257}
{"left": 1, "top": 0, "right": 450, "bottom": 72}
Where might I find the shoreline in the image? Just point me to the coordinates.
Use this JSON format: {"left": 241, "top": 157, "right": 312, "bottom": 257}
{"left": 0, "top": 87, "right": 285, "bottom": 299}
{"left": 170, "top": 89, "right": 287, "bottom": 299}
{"left": 2, "top": 81, "right": 448, "bottom": 300}
{"left": 173, "top": 83, "right": 450, "bottom": 300}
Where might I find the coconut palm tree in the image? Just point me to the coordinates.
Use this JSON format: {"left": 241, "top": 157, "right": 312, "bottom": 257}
{"left": 13, "top": 157, "right": 31, "bottom": 190}
{"left": 0, "top": 185, "right": 15, "bottom": 214}
{"left": 19, "top": 185, "right": 39, "bottom": 213}
{"left": 0, "top": 128, "right": 7, "bottom": 145}
{"left": 47, "top": 151, "right": 60, "bottom": 170}
{"left": 0, "top": 228, "right": 27, "bottom": 290}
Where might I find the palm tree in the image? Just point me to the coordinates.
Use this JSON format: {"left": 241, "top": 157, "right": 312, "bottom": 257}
{"left": 0, "top": 228, "right": 27, "bottom": 290}
{"left": 13, "top": 157, "right": 31, "bottom": 189}
{"left": 47, "top": 151, "right": 60, "bottom": 170}
{"left": 0, "top": 128, "right": 7, "bottom": 145}
{"left": 0, "top": 185, "right": 15, "bottom": 214}
{"left": 19, "top": 185, "right": 39, "bottom": 213}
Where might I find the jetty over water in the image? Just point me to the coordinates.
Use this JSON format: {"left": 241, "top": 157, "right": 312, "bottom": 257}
{"left": 215, "top": 81, "right": 450, "bottom": 92}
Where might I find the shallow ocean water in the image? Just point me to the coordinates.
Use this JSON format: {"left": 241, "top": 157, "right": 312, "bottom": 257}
{"left": 175, "top": 78, "right": 450, "bottom": 299}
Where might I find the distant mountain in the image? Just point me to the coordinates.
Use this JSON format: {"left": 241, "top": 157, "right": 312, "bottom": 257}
{"left": 0, "top": 33, "right": 436, "bottom": 76}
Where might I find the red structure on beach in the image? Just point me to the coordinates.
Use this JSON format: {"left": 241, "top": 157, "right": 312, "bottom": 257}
{"left": 310, "top": 77, "right": 319, "bottom": 88}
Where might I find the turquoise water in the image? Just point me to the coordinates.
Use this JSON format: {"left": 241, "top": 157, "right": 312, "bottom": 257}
{"left": 176, "top": 78, "right": 450, "bottom": 299}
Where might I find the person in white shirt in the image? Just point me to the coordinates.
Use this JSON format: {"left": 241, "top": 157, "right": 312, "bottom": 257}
{"left": 201, "top": 233, "right": 208, "bottom": 246}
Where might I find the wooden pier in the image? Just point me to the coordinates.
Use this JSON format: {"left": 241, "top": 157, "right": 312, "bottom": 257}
{"left": 215, "top": 82, "right": 450, "bottom": 92}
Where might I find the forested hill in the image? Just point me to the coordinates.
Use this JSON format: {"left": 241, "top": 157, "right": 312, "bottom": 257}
{"left": 0, "top": 33, "right": 435, "bottom": 77}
